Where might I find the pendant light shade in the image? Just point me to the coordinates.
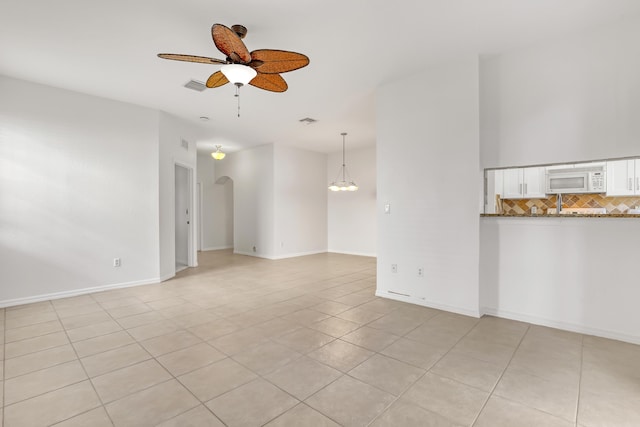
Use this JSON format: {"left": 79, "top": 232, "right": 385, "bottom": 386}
{"left": 220, "top": 64, "right": 257, "bottom": 86}
{"left": 328, "top": 133, "right": 358, "bottom": 192}
{"left": 211, "top": 145, "right": 226, "bottom": 160}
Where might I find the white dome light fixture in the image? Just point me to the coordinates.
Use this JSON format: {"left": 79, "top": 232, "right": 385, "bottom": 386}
{"left": 328, "top": 132, "right": 358, "bottom": 192}
{"left": 211, "top": 145, "right": 226, "bottom": 160}
{"left": 220, "top": 64, "right": 257, "bottom": 86}
{"left": 220, "top": 64, "right": 257, "bottom": 117}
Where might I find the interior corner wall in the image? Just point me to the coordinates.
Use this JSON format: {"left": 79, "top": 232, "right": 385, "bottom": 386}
{"left": 273, "top": 145, "right": 327, "bottom": 259}
{"left": 158, "top": 112, "right": 198, "bottom": 280}
{"left": 480, "top": 15, "right": 640, "bottom": 169}
{"left": 327, "top": 145, "right": 377, "bottom": 257}
{"left": 0, "top": 75, "right": 160, "bottom": 306}
{"left": 197, "top": 152, "right": 233, "bottom": 251}
{"left": 215, "top": 144, "right": 275, "bottom": 258}
{"left": 376, "top": 58, "right": 481, "bottom": 317}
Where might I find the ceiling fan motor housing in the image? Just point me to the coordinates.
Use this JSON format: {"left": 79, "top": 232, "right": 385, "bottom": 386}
{"left": 231, "top": 25, "right": 247, "bottom": 39}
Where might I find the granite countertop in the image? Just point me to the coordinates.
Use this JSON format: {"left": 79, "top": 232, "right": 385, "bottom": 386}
{"left": 481, "top": 213, "right": 640, "bottom": 218}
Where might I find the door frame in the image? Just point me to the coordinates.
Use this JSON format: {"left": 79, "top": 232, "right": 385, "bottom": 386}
{"left": 174, "top": 161, "right": 197, "bottom": 270}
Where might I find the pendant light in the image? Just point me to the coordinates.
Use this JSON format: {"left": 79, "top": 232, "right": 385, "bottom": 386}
{"left": 211, "top": 145, "right": 226, "bottom": 160}
{"left": 328, "top": 132, "right": 358, "bottom": 192}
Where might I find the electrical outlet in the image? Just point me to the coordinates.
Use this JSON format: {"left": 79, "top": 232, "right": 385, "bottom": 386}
{"left": 391, "top": 264, "right": 398, "bottom": 273}
{"left": 417, "top": 267, "right": 424, "bottom": 277}
{"left": 113, "top": 258, "right": 121, "bottom": 267}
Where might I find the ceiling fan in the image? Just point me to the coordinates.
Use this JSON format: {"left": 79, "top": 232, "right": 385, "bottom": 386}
{"left": 158, "top": 24, "right": 309, "bottom": 94}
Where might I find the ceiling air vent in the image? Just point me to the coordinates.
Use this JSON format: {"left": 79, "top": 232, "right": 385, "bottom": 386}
{"left": 299, "top": 117, "right": 317, "bottom": 124}
{"left": 184, "top": 80, "right": 207, "bottom": 92}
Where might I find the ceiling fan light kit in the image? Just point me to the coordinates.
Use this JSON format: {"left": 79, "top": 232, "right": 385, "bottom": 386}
{"left": 220, "top": 64, "right": 257, "bottom": 86}
{"left": 158, "top": 23, "right": 309, "bottom": 116}
{"left": 329, "top": 133, "right": 358, "bottom": 192}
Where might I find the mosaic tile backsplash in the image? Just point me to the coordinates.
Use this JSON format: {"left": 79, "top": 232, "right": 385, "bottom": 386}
{"left": 501, "top": 194, "right": 640, "bottom": 215}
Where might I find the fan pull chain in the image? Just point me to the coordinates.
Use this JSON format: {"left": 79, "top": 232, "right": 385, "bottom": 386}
{"left": 234, "top": 83, "right": 241, "bottom": 117}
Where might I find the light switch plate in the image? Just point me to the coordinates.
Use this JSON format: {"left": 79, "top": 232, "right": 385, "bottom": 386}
{"left": 384, "top": 203, "right": 391, "bottom": 214}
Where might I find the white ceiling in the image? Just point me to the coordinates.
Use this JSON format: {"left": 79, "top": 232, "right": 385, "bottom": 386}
{"left": 2, "top": 0, "right": 639, "bottom": 154}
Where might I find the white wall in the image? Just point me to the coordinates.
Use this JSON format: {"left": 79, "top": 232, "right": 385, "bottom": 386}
{"left": 197, "top": 152, "right": 233, "bottom": 251}
{"left": 274, "top": 145, "right": 327, "bottom": 259}
{"left": 481, "top": 218, "right": 640, "bottom": 344}
{"left": 215, "top": 144, "right": 275, "bottom": 258}
{"left": 481, "top": 16, "right": 640, "bottom": 169}
{"left": 158, "top": 112, "right": 198, "bottom": 280}
{"left": 376, "top": 58, "right": 481, "bottom": 317}
{"left": 0, "top": 76, "right": 160, "bottom": 305}
{"left": 479, "top": 17, "right": 640, "bottom": 344}
{"left": 327, "top": 145, "right": 377, "bottom": 256}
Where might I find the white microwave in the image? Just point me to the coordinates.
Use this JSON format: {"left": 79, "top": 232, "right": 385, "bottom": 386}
{"left": 545, "top": 166, "right": 606, "bottom": 194}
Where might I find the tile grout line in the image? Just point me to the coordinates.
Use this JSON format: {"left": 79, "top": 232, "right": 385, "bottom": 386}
{"left": 49, "top": 296, "right": 116, "bottom": 427}
{"left": 468, "top": 322, "right": 531, "bottom": 427}
{"left": 574, "top": 334, "right": 585, "bottom": 427}
{"left": 90, "top": 292, "right": 231, "bottom": 426}
{"left": 365, "top": 314, "right": 488, "bottom": 426}
{"left": 3, "top": 306, "right": 6, "bottom": 427}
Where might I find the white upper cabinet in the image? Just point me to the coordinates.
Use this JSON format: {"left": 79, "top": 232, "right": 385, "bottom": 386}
{"left": 502, "top": 168, "right": 523, "bottom": 199}
{"left": 606, "top": 159, "right": 636, "bottom": 196}
{"left": 501, "top": 167, "right": 546, "bottom": 199}
{"left": 523, "top": 167, "right": 546, "bottom": 198}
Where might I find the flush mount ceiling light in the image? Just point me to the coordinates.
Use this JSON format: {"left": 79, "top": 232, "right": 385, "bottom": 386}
{"left": 328, "top": 133, "right": 358, "bottom": 192}
{"left": 211, "top": 145, "right": 226, "bottom": 160}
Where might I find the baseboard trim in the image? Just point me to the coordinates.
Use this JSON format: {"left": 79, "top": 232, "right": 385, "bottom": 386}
{"left": 0, "top": 277, "right": 162, "bottom": 309}
{"left": 202, "top": 246, "right": 233, "bottom": 251}
{"left": 233, "top": 250, "right": 328, "bottom": 260}
{"left": 376, "top": 289, "right": 480, "bottom": 318}
{"left": 327, "top": 250, "right": 377, "bottom": 258}
{"left": 481, "top": 307, "right": 640, "bottom": 345}
{"left": 270, "top": 250, "right": 327, "bottom": 260}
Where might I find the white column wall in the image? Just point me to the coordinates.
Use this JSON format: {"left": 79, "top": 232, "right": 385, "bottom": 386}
{"left": 327, "top": 145, "right": 377, "bottom": 257}
{"left": 376, "top": 58, "right": 481, "bottom": 317}
{"left": 215, "top": 145, "right": 275, "bottom": 258}
{"left": 158, "top": 112, "right": 198, "bottom": 279}
{"left": 273, "top": 145, "right": 327, "bottom": 259}
{"left": 0, "top": 76, "right": 160, "bottom": 305}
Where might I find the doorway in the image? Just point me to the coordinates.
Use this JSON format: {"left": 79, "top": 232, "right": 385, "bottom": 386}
{"left": 175, "top": 164, "right": 191, "bottom": 272}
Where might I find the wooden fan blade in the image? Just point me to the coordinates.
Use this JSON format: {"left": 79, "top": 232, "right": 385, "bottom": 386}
{"left": 212, "top": 24, "right": 251, "bottom": 64}
{"left": 250, "top": 50, "right": 309, "bottom": 74}
{"left": 249, "top": 73, "right": 288, "bottom": 92}
{"left": 206, "top": 71, "right": 229, "bottom": 88}
{"left": 157, "top": 53, "right": 226, "bottom": 65}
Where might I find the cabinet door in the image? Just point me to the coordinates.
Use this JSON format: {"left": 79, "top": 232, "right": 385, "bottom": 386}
{"left": 523, "top": 167, "right": 546, "bottom": 198}
{"left": 606, "top": 160, "right": 634, "bottom": 196}
{"left": 502, "top": 168, "right": 524, "bottom": 199}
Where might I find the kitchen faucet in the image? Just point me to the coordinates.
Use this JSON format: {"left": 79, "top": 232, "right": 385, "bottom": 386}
{"left": 556, "top": 193, "right": 562, "bottom": 214}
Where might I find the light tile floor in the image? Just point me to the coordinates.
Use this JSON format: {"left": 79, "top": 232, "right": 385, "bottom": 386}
{"left": 1, "top": 250, "right": 640, "bottom": 426}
